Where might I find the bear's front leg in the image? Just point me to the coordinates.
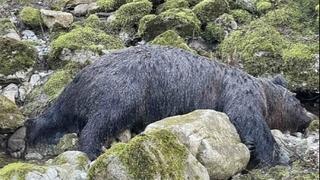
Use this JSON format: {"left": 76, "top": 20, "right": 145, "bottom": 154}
{"left": 224, "top": 105, "right": 281, "bottom": 168}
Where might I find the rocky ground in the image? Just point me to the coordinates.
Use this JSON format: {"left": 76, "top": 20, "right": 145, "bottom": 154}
{"left": 0, "top": 0, "right": 319, "bottom": 179}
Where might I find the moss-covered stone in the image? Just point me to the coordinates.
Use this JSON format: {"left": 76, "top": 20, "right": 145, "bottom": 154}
{"left": 19, "top": 7, "right": 42, "bottom": 27}
{"left": 83, "top": 14, "right": 101, "bottom": 29}
{"left": 219, "top": 20, "right": 286, "bottom": 76}
{"left": 43, "top": 63, "right": 82, "bottom": 100}
{"left": 256, "top": 0, "right": 272, "bottom": 13}
{"left": 151, "top": 30, "right": 194, "bottom": 52}
{"left": 0, "top": 37, "right": 37, "bottom": 75}
{"left": 0, "top": 18, "right": 16, "bottom": 36}
{"left": 97, "top": 0, "right": 128, "bottom": 11}
{"left": 0, "top": 162, "right": 46, "bottom": 180}
{"left": 0, "top": 96, "right": 25, "bottom": 130}
{"left": 192, "top": 0, "right": 229, "bottom": 23}
{"left": 282, "top": 42, "right": 319, "bottom": 90}
{"left": 157, "top": 0, "right": 189, "bottom": 13}
{"left": 230, "top": 9, "right": 253, "bottom": 24}
{"left": 108, "top": 0, "right": 152, "bottom": 31}
{"left": 138, "top": 8, "right": 201, "bottom": 41}
{"left": 88, "top": 129, "right": 188, "bottom": 180}
{"left": 308, "top": 119, "right": 319, "bottom": 132}
{"left": 48, "top": 26, "right": 124, "bottom": 68}
{"left": 202, "top": 22, "right": 225, "bottom": 43}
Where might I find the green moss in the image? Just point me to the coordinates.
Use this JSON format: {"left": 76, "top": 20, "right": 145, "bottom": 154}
{"left": 151, "top": 30, "right": 194, "bottom": 52}
{"left": 50, "top": 0, "right": 69, "bottom": 10}
{"left": 192, "top": 0, "right": 229, "bottom": 23}
{"left": 0, "top": 18, "right": 16, "bottom": 36}
{"left": 202, "top": 22, "right": 225, "bottom": 42}
{"left": 0, "top": 163, "right": 46, "bottom": 180}
{"left": 109, "top": 0, "right": 152, "bottom": 31}
{"left": 76, "top": 155, "right": 90, "bottom": 170}
{"left": 43, "top": 63, "right": 82, "bottom": 100}
{"left": 0, "top": 37, "right": 37, "bottom": 75}
{"left": 230, "top": 9, "right": 253, "bottom": 24}
{"left": 0, "top": 96, "right": 25, "bottom": 130}
{"left": 97, "top": 0, "right": 129, "bottom": 11}
{"left": 185, "top": 0, "right": 202, "bottom": 7}
{"left": 89, "top": 130, "right": 188, "bottom": 180}
{"left": 157, "top": 0, "right": 189, "bottom": 13}
{"left": 49, "top": 26, "right": 124, "bottom": 67}
{"left": 282, "top": 42, "right": 318, "bottom": 90}
{"left": 19, "top": 7, "right": 42, "bottom": 27}
{"left": 219, "top": 20, "right": 287, "bottom": 76}
{"left": 308, "top": 119, "right": 319, "bottom": 132}
{"left": 256, "top": 1, "right": 272, "bottom": 13}
{"left": 138, "top": 8, "right": 201, "bottom": 41}
{"left": 84, "top": 14, "right": 101, "bottom": 29}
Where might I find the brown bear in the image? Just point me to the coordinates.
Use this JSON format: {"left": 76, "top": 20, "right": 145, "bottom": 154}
{"left": 25, "top": 45, "right": 313, "bottom": 167}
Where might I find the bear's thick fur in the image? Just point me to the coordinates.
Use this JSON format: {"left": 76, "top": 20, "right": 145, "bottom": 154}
{"left": 26, "top": 45, "right": 312, "bottom": 167}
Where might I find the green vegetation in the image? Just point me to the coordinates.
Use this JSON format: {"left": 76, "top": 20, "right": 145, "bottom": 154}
{"left": 0, "top": 163, "right": 46, "bottom": 180}
{"left": 108, "top": 0, "right": 152, "bottom": 31}
{"left": 0, "top": 18, "right": 16, "bottom": 36}
{"left": 49, "top": 26, "right": 124, "bottom": 67}
{"left": 88, "top": 130, "right": 188, "bottom": 180}
{"left": 192, "top": 0, "right": 229, "bottom": 23}
{"left": 97, "top": 0, "right": 129, "bottom": 11}
{"left": 230, "top": 9, "right": 253, "bottom": 24}
{"left": 202, "top": 22, "right": 225, "bottom": 42}
{"left": 19, "top": 7, "right": 42, "bottom": 27}
{"left": 0, "top": 37, "right": 37, "bottom": 75}
{"left": 0, "top": 96, "right": 25, "bottom": 130}
{"left": 151, "top": 30, "right": 195, "bottom": 52}
{"left": 138, "top": 8, "right": 201, "bottom": 41}
{"left": 157, "top": 0, "right": 189, "bottom": 13}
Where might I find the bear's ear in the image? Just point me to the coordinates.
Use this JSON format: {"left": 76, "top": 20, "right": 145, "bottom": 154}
{"left": 271, "top": 74, "right": 288, "bottom": 88}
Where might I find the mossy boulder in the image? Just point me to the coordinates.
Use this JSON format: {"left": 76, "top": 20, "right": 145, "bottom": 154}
{"left": 150, "top": 30, "right": 194, "bottom": 52}
{"left": 202, "top": 22, "right": 225, "bottom": 43}
{"left": 89, "top": 129, "right": 209, "bottom": 180}
{"left": 0, "top": 162, "right": 46, "bottom": 180}
{"left": 84, "top": 14, "right": 101, "bottom": 29}
{"left": 108, "top": 0, "right": 152, "bottom": 32}
{"left": 48, "top": 26, "right": 124, "bottom": 68}
{"left": 157, "top": 0, "right": 189, "bottom": 13}
{"left": 0, "top": 18, "right": 16, "bottom": 36}
{"left": 138, "top": 8, "right": 201, "bottom": 41}
{"left": 0, "top": 37, "right": 37, "bottom": 76}
{"left": 97, "top": 0, "right": 128, "bottom": 11}
{"left": 230, "top": 9, "right": 253, "bottom": 24}
{"left": 145, "top": 110, "right": 250, "bottom": 179}
{"left": 0, "top": 96, "right": 25, "bottom": 131}
{"left": 19, "top": 7, "right": 42, "bottom": 27}
{"left": 192, "top": 0, "right": 229, "bottom": 23}
{"left": 219, "top": 20, "right": 286, "bottom": 75}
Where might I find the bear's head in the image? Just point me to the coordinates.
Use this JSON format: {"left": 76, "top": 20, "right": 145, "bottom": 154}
{"left": 263, "top": 78, "right": 315, "bottom": 133}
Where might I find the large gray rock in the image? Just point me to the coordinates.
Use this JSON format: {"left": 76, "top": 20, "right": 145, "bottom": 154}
{"left": 145, "top": 110, "right": 250, "bottom": 179}
{"left": 40, "top": 9, "right": 74, "bottom": 29}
